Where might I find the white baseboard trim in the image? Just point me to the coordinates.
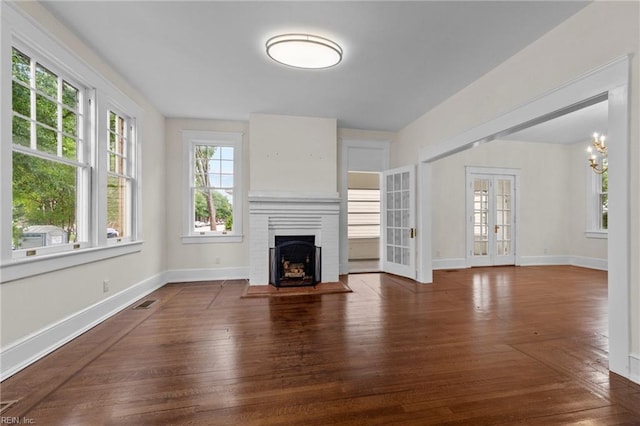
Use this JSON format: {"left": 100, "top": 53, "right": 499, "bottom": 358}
{"left": 519, "top": 255, "right": 607, "bottom": 271}
{"left": 164, "top": 266, "right": 250, "bottom": 283}
{"left": 0, "top": 266, "right": 252, "bottom": 381}
{"left": 630, "top": 353, "right": 640, "bottom": 385}
{"left": 431, "top": 255, "right": 607, "bottom": 271}
{"left": 432, "top": 258, "right": 467, "bottom": 270}
{"left": 570, "top": 256, "right": 608, "bottom": 271}
{"left": 519, "top": 255, "right": 571, "bottom": 266}
{"left": 0, "top": 272, "right": 166, "bottom": 381}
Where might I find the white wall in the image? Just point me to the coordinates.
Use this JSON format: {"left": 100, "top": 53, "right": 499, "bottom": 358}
{"left": 431, "top": 140, "right": 607, "bottom": 265}
{"left": 1, "top": 3, "right": 166, "bottom": 348}
{"left": 567, "top": 142, "right": 608, "bottom": 262}
{"left": 393, "top": 1, "right": 639, "bottom": 357}
{"left": 249, "top": 113, "right": 337, "bottom": 193}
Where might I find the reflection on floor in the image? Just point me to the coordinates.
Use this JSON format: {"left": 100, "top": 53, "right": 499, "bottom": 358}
{"left": 3, "top": 267, "right": 640, "bottom": 424}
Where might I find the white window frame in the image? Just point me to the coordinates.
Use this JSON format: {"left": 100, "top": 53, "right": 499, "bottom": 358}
{"left": 182, "top": 130, "right": 243, "bottom": 244}
{"left": 1, "top": 3, "right": 143, "bottom": 283}
{"left": 103, "top": 106, "right": 138, "bottom": 246}
{"left": 9, "top": 42, "right": 92, "bottom": 259}
{"left": 585, "top": 161, "right": 608, "bottom": 239}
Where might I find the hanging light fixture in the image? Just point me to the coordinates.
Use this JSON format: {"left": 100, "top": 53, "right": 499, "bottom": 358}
{"left": 587, "top": 132, "right": 608, "bottom": 174}
{"left": 266, "top": 34, "right": 343, "bottom": 69}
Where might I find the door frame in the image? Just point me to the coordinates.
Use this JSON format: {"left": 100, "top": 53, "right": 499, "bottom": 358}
{"left": 338, "top": 138, "right": 390, "bottom": 275}
{"left": 418, "top": 56, "right": 631, "bottom": 380}
{"left": 465, "top": 167, "right": 521, "bottom": 267}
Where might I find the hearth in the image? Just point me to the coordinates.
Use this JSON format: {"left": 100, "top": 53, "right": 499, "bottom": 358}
{"left": 270, "top": 236, "right": 321, "bottom": 287}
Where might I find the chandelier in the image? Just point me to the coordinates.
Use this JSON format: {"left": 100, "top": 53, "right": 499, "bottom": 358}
{"left": 587, "top": 133, "right": 608, "bottom": 174}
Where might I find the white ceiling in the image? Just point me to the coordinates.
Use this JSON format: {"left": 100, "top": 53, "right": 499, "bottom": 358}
{"left": 42, "top": 1, "right": 589, "bottom": 132}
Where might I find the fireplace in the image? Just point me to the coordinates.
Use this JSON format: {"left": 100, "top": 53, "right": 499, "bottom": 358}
{"left": 248, "top": 192, "right": 340, "bottom": 285}
{"left": 270, "top": 236, "right": 321, "bottom": 287}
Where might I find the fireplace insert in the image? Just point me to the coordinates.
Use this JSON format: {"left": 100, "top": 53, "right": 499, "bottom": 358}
{"left": 269, "top": 236, "right": 321, "bottom": 287}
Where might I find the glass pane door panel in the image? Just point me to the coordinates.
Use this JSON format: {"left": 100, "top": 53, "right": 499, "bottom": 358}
{"left": 473, "top": 179, "right": 489, "bottom": 255}
{"left": 495, "top": 178, "right": 512, "bottom": 257}
{"left": 385, "top": 170, "right": 412, "bottom": 266}
{"left": 468, "top": 171, "right": 516, "bottom": 266}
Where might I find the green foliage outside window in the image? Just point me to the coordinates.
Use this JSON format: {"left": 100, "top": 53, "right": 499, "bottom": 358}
{"left": 601, "top": 166, "right": 608, "bottom": 230}
{"left": 11, "top": 48, "right": 80, "bottom": 248}
{"left": 193, "top": 145, "right": 234, "bottom": 231}
{"left": 194, "top": 190, "right": 233, "bottom": 228}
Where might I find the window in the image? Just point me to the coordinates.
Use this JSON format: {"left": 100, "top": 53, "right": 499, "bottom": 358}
{"left": 2, "top": 5, "right": 142, "bottom": 282}
{"left": 587, "top": 160, "right": 608, "bottom": 238}
{"left": 107, "top": 110, "right": 135, "bottom": 242}
{"left": 11, "top": 47, "right": 89, "bottom": 257}
{"left": 347, "top": 172, "right": 380, "bottom": 239}
{"left": 597, "top": 164, "right": 608, "bottom": 230}
{"left": 182, "top": 131, "right": 243, "bottom": 243}
{"left": 348, "top": 172, "right": 381, "bottom": 239}
{"left": 348, "top": 189, "right": 381, "bottom": 239}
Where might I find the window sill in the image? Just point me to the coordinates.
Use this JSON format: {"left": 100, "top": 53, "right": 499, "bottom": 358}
{"left": 181, "top": 235, "right": 243, "bottom": 244}
{"left": 1, "top": 241, "right": 143, "bottom": 283}
{"left": 585, "top": 230, "right": 608, "bottom": 239}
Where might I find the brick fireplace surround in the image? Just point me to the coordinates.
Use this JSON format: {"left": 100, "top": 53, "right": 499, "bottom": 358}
{"left": 248, "top": 192, "right": 340, "bottom": 286}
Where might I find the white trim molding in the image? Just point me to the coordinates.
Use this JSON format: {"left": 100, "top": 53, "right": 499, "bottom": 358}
{"left": 164, "top": 267, "right": 249, "bottom": 283}
{"left": 519, "top": 255, "right": 607, "bottom": 271}
{"left": 433, "top": 256, "right": 607, "bottom": 271}
{"left": 630, "top": 354, "right": 640, "bottom": 385}
{"left": 0, "top": 266, "right": 253, "bottom": 381}
{"left": 0, "top": 271, "right": 166, "bottom": 380}
{"left": 1, "top": 241, "right": 142, "bottom": 283}
{"left": 432, "top": 258, "right": 467, "bottom": 270}
{"left": 339, "top": 138, "right": 390, "bottom": 276}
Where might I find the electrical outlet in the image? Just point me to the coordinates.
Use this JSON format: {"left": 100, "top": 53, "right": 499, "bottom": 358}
{"left": 215, "top": 257, "right": 221, "bottom": 265}
{"left": 103, "top": 279, "right": 109, "bottom": 293}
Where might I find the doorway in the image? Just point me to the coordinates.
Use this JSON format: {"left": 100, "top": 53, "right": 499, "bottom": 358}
{"left": 347, "top": 171, "right": 381, "bottom": 273}
{"left": 466, "top": 168, "right": 519, "bottom": 267}
{"left": 418, "top": 57, "right": 630, "bottom": 379}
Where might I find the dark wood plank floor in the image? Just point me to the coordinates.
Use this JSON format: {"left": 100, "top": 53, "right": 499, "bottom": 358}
{"left": 3, "top": 266, "right": 640, "bottom": 425}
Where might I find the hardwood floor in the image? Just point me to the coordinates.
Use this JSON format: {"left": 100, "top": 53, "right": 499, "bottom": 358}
{"left": 2, "top": 266, "right": 640, "bottom": 425}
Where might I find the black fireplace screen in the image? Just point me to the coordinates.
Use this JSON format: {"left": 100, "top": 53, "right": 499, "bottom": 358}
{"left": 269, "top": 236, "right": 321, "bottom": 287}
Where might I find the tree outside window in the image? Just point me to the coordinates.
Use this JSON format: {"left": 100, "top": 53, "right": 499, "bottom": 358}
{"left": 599, "top": 162, "right": 608, "bottom": 230}
{"left": 193, "top": 145, "right": 233, "bottom": 232}
{"left": 182, "top": 130, "right": 242, "bottom": 243}
{"left": 11, "top": 47, "right": 84, "bottom": 250}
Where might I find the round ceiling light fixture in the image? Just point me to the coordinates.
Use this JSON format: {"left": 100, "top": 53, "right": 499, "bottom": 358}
{"left": 266, "top": 34, "right": 343, "bottom": 69}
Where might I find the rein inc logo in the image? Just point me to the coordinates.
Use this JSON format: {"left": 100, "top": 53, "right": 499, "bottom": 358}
{"left": 0, "top": 418, "right": 35, "bottom": 424}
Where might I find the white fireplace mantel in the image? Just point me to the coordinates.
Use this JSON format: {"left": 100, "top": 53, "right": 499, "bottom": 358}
{"left": 248, "top": 191, "right": 340, "bottom": 285}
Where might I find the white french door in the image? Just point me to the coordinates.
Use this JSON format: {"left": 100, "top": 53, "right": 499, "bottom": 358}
{"left": 382, "top": 166, "right": 415, "bottom": 279}
{"left": 466, "top": 168, "right": 518, "bottom": 267}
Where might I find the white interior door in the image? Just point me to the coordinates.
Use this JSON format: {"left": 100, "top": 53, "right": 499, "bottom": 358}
{"left": 467, "top": 169, "right": 517, "bottom": 267}
{"left": 382, "top": 166, "right": 415, "bottom": 279}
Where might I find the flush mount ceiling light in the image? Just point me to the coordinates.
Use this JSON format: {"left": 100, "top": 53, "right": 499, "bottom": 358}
{"left": 266, "top": 34, "right": 343, "bottom": 69}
